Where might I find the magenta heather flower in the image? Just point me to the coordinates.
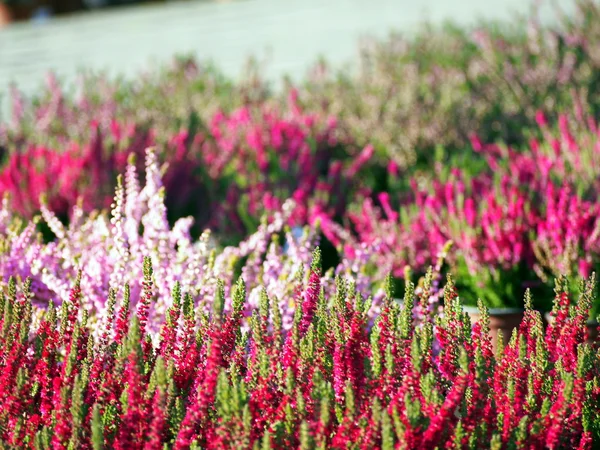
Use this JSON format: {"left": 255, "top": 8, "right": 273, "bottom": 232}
{"left": 0, "top": 265, "right": 597, "bottom": 447}
{"left": 300, "top": 249, "right": 322, "bottom": 335}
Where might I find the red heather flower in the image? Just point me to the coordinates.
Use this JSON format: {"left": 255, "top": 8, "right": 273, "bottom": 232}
{"left": 546, "top": 290, "right": 571, "bottom": 359}
{"left": 137, "top": 256, "right": 154, "bottom": 336}
{"left": 343, "top": 309, "right": 369, "bottom": 403}
{"left": 114, "top": 354, "right": 148, "bottom": 449}
{"left": 544, "top": 381, "right": 569, "bottom": 448}
{"left": 158, "top": 282, "right": 181, "bottom": 360}
{"left": 174, "top": 298, "right": 199, "bottom": 390}
{"left": 331, "top": 414, "right": 362, "bottom": 448}
{"left": 0, "top": 257, "right": 597, "bottom": 447}
{"left": 578, "top": 432, "right": 593, "bottom": 450}
{"left": 462, "top": 320, "right": 493, "bottom": 430}
{"left": 175, "top": 326, "right": 223, "bottom": 448}
{"left": 300, "top": 249, "right": 322, "bottom": 335}
{"left": 62, "top": 271, "right": 82, "bottom": 347}
{"left": 219, "top": 279, "right": 246, "bottom": 367}
{"left": 0, "top": 345, "right": 27, "bottom": 444}
{"left": 387, "top": 159, "right": 399, "bottom": 177}
{"left": 345, "top": 144, "right": 375, "bottom": 178}
{"left": 50, "top": 389, "right": 72, "bottom": 450}
{"left": 248, "top": 375, "right": 283, "bottom": 442}
{"left": 377, "top": 192, "right": 398, "bottom": 223}
{"left": 114, "top": 284, "right": 131, "bottom": 346}
{"left": 435, "top": 283, "right": 465, "bottom": 384}
{"left": 536, "top": 110, "right": 548, "bottom": 128}
{"left": 421, "top": 373, "right": 468, "bottom": 447}
{"left": 30, "top": 314, "right": 59, "bottom": 424}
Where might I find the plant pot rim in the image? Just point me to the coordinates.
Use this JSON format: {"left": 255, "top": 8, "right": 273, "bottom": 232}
{"left": 462, "top": 305, "right": 524, "bottom": 315}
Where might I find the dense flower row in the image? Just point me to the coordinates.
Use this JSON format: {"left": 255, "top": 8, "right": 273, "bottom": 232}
{"left": 0, "top": 251, "right": 598, "bottom": 448}
{"left": 2, "top": 1, "right": 600, "bottom": 220}
{"left": 328, "top": 109, "right": 600, "bottom": 312}
{"left": 0, "top": 123, "right": 149, "bottom": 218}
{"left": 0, "top": 91, "right": 373, "bottom": 242}
{"left": 5, "top": 112, "right": 600, "bottom": 315}
{"left": 5, "top": 1, "right": 600, "bottom": 172}
{"left": 0, "top": 147, "right": 386, "bottom": 331}
{"left": 2, "top": 0, "right": 600, "bottom": 325}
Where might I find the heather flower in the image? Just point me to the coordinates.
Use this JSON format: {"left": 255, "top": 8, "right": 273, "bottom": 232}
{"left": 0, "top": 262, "right": 598, "bottom": 447}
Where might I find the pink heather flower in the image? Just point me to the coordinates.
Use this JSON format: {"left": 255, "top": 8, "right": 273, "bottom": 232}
{"left": 578, "top": 432, "right": 593, "bottom": 450}
{"left": 387, "top": 159, "right": 399, "bottom": 177}
{"left": 345, "top": 144, "right": 375, "bottom": 177}
{"left": 536, "top": 110, "right": 548, "bottom": 128}
{"left": 300, "top": 269, "right": 321, "bottom": 335}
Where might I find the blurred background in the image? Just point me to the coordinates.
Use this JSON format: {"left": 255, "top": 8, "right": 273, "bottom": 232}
{"left": 0, "top": 0, "right": 575, "bottom": 117}
{"left": 1, "top": 0, "right": 600, "bottom": 315}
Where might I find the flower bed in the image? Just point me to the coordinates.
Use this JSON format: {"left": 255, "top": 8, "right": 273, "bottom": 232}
{"left": 326, "top": 107, "right": 600, "bottom": 315}
{"left": 0, "top": 253, "right": 598, "bottom": 448}
{"left": 1, "top": 1, "right": 600, "bottom": 446}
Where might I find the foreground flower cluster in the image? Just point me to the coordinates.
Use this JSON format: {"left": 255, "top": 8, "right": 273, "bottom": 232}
{"left": 0, "top": 252, "right": 598, "bottom": 448}
{"left": 0, "top": 147, "right": 385, "bottom": 332}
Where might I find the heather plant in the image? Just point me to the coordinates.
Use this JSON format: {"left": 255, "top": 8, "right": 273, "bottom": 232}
{"left": 337, "top": 183, "right": 536, "bottom": 310}
{"left": 1, "top": 59, "right": 268, "bottom": 147}
{"left": 5, "top": 0, "right": 600, "bottom": 178}
{"left": 1, "top": 92, "right": 372, "bottom": 243}
{"left": 416, "top": 176, "right": 536, "bottom": 309}
{"left": 0, "top": 125, "right": 151, "bottom": 219}
{"left": 328, "top": 105, "right": 600, "bottom": 313}
{"left": 0, "top": 253, "right": 598, "bottom": 448}
{"left": 0, "top": 147, "right": 385, "bottom": 331}
{"left": 299, "top": 0, "right": 600, "bottom": 171}
{"left": 196, "top": 93, "right": 370, "bottom": 241}
{"left": 470, "top": 104, "right": 600, "bottom": 199}
{"left": 470, "top": 109, "right": 600, "bottom": 311}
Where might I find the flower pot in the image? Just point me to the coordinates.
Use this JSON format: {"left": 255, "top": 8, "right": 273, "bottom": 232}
{"left": 2, "top": 1, "right": 40, "bottom": 23}
{"left": 0, "top": 3, "right": 13, "bottom": 27}
{"left": 463, "top": 306, "right": 524, "bottom": 352}
{"left": 544, "top": 312, "right": 599, "bottom": 347}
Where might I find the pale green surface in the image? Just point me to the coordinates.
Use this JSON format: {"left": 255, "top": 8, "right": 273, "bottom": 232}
{"left": 0, "top": 0, "right": 575, "bottom": 117}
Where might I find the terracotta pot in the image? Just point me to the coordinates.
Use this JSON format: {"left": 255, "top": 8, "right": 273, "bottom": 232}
{"left": 544, "top": 312, "right": 599, "bottom": 347}
{"left": 0, "top": 3, "right": 13, "bottom": 27}
{"left": 464, "top": 306, "right": 524, "bottom": 352}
